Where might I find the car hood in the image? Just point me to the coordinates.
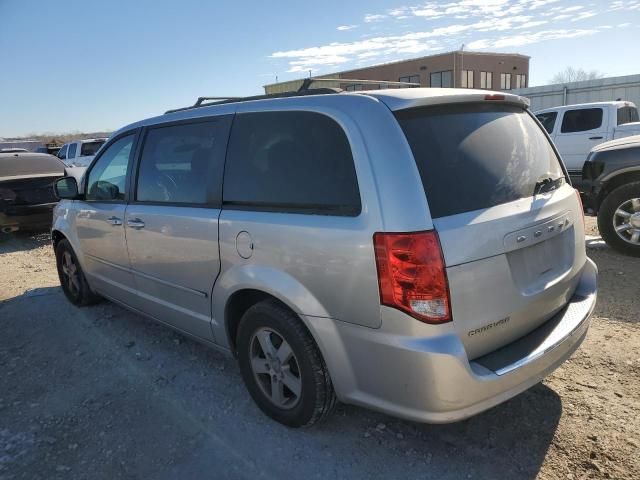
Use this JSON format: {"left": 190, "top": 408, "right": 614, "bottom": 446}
{"left": 592, "top": 134, "right": 640, "bottom": 153}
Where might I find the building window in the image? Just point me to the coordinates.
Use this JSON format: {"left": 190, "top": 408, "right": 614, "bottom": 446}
{"left": 430, "top": 70, "right": 452, "bottom": 88}
{"left": 345, "top": 84, "right": 364, "bottom": 91}
{"left": 399, "top": 75, "right": 420, "bottom": 86}
{"left": 461, "top": 70, "right": 474, "bottom": 88}
{"left": 514, "top": 74, "right": 527, "bottom": 89}
{"left": 500, "top": 73, "right": 512, "bottom": 90}
{"left": 480, "top": 71, "right": 493, "bottom": 89}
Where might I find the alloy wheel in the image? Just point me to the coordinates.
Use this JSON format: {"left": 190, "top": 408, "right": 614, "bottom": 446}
{"left": 61, "top": 251, "right": 81, "bottom": 297}
{"left": 249, "top": 327, "right": 302, "bottom": 409}
{"left": 612, "top": 197, "right": 640, "bottom": 245}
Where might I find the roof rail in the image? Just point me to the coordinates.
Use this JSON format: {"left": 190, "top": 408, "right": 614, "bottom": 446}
{"left": 297, "top": 78, "right": 420, "bottom": 91}
{"left": 163, "top": 78, "right": 420, "bottom": 114}
{"left": 164, "top": 88, "right": 341, "bottom": 114}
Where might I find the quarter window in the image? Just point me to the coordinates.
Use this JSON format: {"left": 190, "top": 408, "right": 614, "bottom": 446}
{"left": 86, "top": 135, "right": 135, "bottom": 201}
{"left": 560, "top": 108, "right": 603, "bottom": 133}
{"left": 223, "top": 111, "right": 361, "bottom": 216}
{"left": 136, "top": 121, "right": 227, "bottom": 205}
{"left": 480, "top": 71, "right": 492, "bottom": 89}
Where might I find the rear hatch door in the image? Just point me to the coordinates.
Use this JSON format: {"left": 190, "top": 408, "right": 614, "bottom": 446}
{"left": 395, "top": 102, "right": 587, "bottom": 359}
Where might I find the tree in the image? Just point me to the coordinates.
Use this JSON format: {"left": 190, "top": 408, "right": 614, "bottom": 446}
{"left": 550, "top": 67, "right": 604, "bottom": 84}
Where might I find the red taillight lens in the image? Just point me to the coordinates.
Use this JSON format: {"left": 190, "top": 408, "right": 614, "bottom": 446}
{"left": 484, "top": 94, "right": 505, "bottom": 101}
{"left": 373, "top": 230, "right": 451, "bottom": 324}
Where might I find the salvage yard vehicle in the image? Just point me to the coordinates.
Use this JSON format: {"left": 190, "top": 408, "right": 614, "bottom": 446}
{"left": 57, "top": 138, "right": 107, "bottom": 168}
{"left": 535, "top": 101, "right": 640, "bottom": 189}
{"left": 582, "top": 134, "right": 640, "bottom": 256}
{"left": 51, "top": 86, "right": 597, "bottom": 427}
{"left": 0, "top": 152, "right": 66, "bottom": 233}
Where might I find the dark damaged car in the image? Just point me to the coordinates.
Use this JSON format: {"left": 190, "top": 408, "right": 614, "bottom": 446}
{"left": 582, "top": 134, "right": 640, "bottom": 256}
{"left": 0, "top": 152, "right": 66, "bottom": 233}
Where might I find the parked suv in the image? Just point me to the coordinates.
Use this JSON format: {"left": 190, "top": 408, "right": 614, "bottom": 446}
{"left": 581, "top": 134, "right": 640, "bottom": 256}
{"left": 52, "top": 88, "right": 597, "bottom": 427}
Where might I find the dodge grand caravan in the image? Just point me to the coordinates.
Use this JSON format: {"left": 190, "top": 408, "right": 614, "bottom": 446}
{"left": 52, "top": 88, "right": 597, "bottom": 427}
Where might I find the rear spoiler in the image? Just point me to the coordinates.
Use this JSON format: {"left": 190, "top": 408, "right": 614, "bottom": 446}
{"left": 361, "top": 88, "right": 530, "bottom": 112}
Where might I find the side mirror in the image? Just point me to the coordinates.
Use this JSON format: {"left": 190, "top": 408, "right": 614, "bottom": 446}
{"left": 54, "top": 177, "right": 79, "bottom": 199}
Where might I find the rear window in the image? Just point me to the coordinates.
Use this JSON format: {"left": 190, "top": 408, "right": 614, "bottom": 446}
{"left": 80, "top": 140, "right": 105, "bottom": 156}
{"left": 617, "top": 106, "right": 639, "bottom": 125}
{"left": 395, "top": 103, "right": 564, "bottom": 218}
{"left": 560, "top": 108, "right": 603, "bottom": 133}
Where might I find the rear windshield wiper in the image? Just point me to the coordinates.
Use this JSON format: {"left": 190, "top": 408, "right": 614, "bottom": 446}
{"left": 534, "top": 176, "right": 565, "bottom": 195}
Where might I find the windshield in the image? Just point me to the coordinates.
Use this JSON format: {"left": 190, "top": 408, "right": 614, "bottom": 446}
{"left": 80, "top": 140, "right": 106, "bottom": 157}
{"left": 395, "top": 103, "right": 565, "bottom": 218}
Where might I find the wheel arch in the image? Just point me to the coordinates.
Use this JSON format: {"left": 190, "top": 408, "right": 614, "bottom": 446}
{"left": 598, "top": 169, "right": 640, "bottom": 209}
{"left": 213, "top": 265, "right": 332, "bottom": 356}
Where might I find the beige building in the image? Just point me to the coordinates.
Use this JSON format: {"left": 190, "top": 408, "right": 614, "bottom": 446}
{"left": 264, "top": 50, "right": 530, "bottom": 94}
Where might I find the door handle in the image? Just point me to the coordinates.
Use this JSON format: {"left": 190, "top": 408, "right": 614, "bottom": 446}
{"left": 106, "top": 216, "right": 122, "bottom": 226}
{"left": 127, "top": 218, "right": 145, "bottom": 229}
{"left": 589, "top": 136, "right": 603, "bottom": 140}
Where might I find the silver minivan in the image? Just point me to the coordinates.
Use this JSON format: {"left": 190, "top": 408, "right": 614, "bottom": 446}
{"left": 52, "top": 88, "right": 597, "bottom": 427}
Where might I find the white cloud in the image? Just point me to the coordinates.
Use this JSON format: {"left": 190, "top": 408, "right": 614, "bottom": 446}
{"left": 571, "top": 11, "right": 597, "bottom": 21}
{"left": 364, "top": 14, "right": 386, "bottom": 23}
{"left": 514, "top": 20, "right": 549, "bottom": 29}
{"left": 276, "top": 0, "right": 637, "bottom": 75}
{"left": 468, "top": 28, "right": 598, "bottom": 49}
{"left": 560, "top": 5, "right": 584, "bottom": 12}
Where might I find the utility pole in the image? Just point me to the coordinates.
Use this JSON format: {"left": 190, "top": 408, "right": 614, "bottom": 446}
{"left": 460, "top": 43, "right": 465, "bottom": 87}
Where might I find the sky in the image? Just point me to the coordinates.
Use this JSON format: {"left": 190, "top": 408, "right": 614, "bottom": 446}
{"left": 1, "top": 0, "right": 639, "bottom": 137}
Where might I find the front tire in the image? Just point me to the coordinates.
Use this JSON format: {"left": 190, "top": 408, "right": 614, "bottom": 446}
{"left": 55, "top": 239, "right": 101, "bottom": 305}
{"left": 236, "top": 299, "right": 337, "bottom": 427}
{"left": 598, "top": 182, "right": 640, "bottom": 257}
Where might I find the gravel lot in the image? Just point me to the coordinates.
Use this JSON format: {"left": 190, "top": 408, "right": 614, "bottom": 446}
{"left": 1, "top": 217, "right": 639, "bottom": 480}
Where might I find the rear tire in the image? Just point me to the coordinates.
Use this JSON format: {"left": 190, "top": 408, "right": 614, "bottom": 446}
{"left": 236, "top": 299, "right": 337, "bottom": 427}
{"left": 55, "top": 239, "right": 101, "bottom": 305}
{"left": 598, "top": 182, "right": 640, "bottom": 257}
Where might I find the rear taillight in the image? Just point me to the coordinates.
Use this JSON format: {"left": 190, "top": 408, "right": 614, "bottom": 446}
{"left": 484, "top": 94, "right": 505, "bottom": 101}
{"left": 373, "top": 230, "right": 451, "bottom": 324}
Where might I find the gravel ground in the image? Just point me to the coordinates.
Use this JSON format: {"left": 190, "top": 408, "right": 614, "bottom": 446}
{"left": 0, "top": 217, "right": 638, "bottom": 480}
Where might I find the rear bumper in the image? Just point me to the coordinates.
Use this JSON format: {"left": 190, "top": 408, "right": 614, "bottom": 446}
{"left": 0, "top": 203, "right": 56, "bottom": 230}
{"left": 307, "top": 257, "right": 597, "bottom": 423}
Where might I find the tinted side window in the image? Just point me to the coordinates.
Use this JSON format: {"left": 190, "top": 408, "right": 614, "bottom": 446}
{"left": 224, "top": 111, "right": 360, "bottom": 216}
{"left": 86, "top": 135, "right": 134, "bottom": 201}
{"left": 67, "top": 143, "right": 77, "bottom": 159}
{"left": 136, "top": 121, "right": 227, "bottom": 205}
{"left": 536, "top": 111, "right": 558, "bottom": 134}
{"left": 561, "top": 108, "right": 603, "bottom": 133}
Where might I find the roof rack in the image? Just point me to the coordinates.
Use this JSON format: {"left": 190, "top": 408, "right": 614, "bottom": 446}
{"left": 297, "top": 78, "right": 420, "bottom": 91}
{"left": 164, "top": 78, "right": 420, "bottom": 114}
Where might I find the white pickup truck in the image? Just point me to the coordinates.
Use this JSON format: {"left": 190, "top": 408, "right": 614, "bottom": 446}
{"left": 535, "top": 101, "right": 640, "bottom": 187}
{"left": 57, "top": 138, "right": 107, "bottom": 168}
